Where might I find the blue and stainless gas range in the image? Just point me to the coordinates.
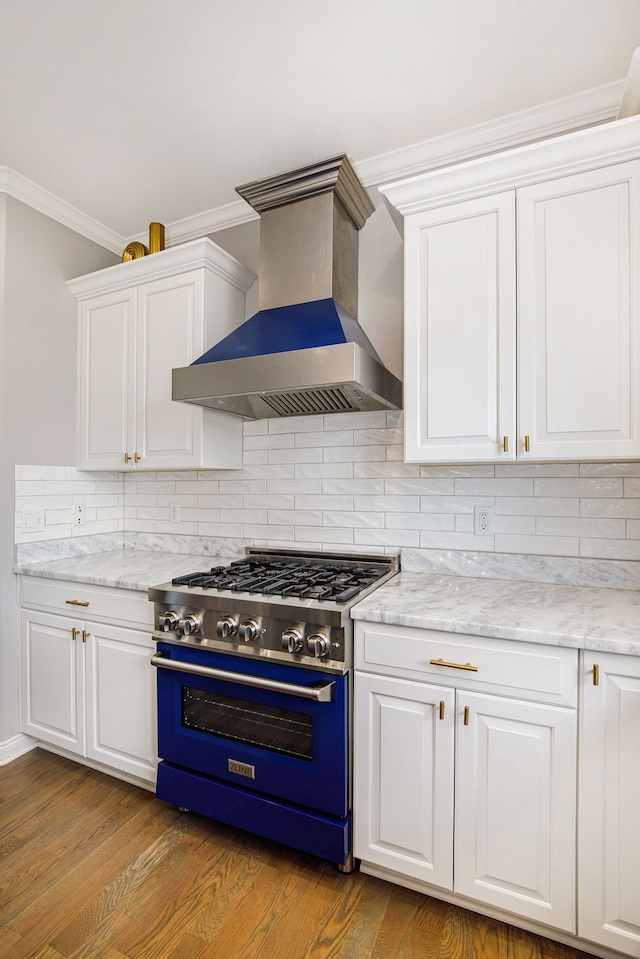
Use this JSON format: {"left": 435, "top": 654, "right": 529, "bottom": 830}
{"left": 149, "top": 547, "right": 399, "bottom": 873}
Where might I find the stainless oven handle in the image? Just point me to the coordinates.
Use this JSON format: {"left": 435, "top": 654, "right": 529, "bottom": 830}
{"left": 150, "top": 653, "right": 336, "bottom": 702}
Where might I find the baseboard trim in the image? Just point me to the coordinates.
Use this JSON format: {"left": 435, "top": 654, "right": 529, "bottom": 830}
{"left": 0, "top": 733, "right": 37, "bottom": 765}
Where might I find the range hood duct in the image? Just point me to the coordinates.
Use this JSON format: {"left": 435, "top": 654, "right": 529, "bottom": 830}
{"left": 172, "top": 154, "right": 402, "bottom": 419}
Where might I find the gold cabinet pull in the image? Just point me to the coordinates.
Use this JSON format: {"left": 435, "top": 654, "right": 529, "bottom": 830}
{"left": 593, "top": 664, "right": 600, "bottom": 686}
{"left": 66, "top": 599, "right": 90, "bottom": 607}
{"left": 82, "top": 630, "right": 90, "bottom": 643}
{"left": 124, "top": 453, "right": 132, "bottom": 464}
{"left": 71, "top": 627, "right": 80, "bottom": 641}
{"left": 429, "top": 658, "right": 478, "bottom": 672}
{"left": 439, "top": 700, "right": 445, "bottom": 721}
{"left": 503, "top": 435, "right": 509, "bottom": 453}
{"left": 463, "top": 706, "right": 470, "bottom": 726}
{"left": 134, "top": 452, "right": 141, "bottom": 463}
{"left": 524, "top": 435, "right": 531, "bottom": 452}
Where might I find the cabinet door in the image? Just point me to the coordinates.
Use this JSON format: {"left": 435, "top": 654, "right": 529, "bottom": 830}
{"left": 579, "top": 652, "right": 640, "bottom": 955}
{"left": 518, "top": 160, "right": 640, "bottom": 460}
{"left": 77, "top": 288, "right": 136, "bottom": 471}
{"left": 135, "top": 272, "right": 206, "bottom": 470}
{"left": 20, "top": 610, "right": 85, "bottom": 755}
{"left": 403, "top": 192, "right": 516, "bottom": 463}
{"left": 85, "top": 621, "right": 157, "bottom": 783}
{"left": 454, "top": 691, "right": 576, "bottom": 932}
{"left": 354, "top": 672, "right": 455, "bottom": 888}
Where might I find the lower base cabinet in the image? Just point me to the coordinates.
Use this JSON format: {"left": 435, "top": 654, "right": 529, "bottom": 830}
{"left": 354, "top": 621, "right": 578, "bottom": 936}
{"left": 579, "top": 652, "right": 640, "bottom": 957}
{"left": 19, "top": 577, "right": 157, "bottom": 786}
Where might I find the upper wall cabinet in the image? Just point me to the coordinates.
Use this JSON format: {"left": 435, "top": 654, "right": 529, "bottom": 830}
{"left": 380, "top": 117, "right": 640, "bottom": 464}
{"left": 68, "top": 238, "right": 255, "bottom": 471}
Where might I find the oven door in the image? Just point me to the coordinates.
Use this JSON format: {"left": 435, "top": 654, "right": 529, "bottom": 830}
{"left": 153, "top": 642, "right": 349, "bottom": 817}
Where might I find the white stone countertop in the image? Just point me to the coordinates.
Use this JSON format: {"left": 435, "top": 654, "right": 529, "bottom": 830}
{"left": 351, "top": 571, "right": 640, "bottom": 657}
{"left": 14, "top": 552, "right": 640, "bottom": 656}
{"left": 14, "top": 549, "right": 240, "bottom": 593}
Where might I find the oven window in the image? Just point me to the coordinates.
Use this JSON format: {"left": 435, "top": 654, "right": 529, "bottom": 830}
{"left": 181, "top": 687, "right": 313, "bottom": 761}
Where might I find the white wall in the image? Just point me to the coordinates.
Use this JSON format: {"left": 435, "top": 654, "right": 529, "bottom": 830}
{"left": 0, "top": 197, "right": 117, "bottom": 751}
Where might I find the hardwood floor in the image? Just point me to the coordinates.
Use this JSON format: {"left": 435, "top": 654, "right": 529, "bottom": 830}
{"left": 0, "top": 750, "right": 596, "bottom": 959}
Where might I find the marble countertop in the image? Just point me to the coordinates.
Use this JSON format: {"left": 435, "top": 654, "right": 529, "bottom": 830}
{"left": 351, "top": 572, "right": 640, "bottom": 656}
{"left": 14, "top": 551, "right": 640, "bottom": 656}
{"left": 14, "top": 549, "right": 240, "bottom": 593}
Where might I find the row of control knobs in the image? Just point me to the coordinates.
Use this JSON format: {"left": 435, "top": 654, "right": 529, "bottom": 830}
{"left": 158, "top": 610, "right": 330, "bottom": 658}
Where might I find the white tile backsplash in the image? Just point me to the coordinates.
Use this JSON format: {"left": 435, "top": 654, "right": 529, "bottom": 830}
{"left": 13, "top": 413, "right": 640, "bottom": 585}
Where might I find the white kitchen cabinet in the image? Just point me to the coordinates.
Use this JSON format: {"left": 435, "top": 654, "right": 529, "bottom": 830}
{"left": 517, "top": 162, "right": 640, "bottom": 462}
{"left": 19, "top": 577, "right": 157, "bottom": 786}
{"left": 354, "top": 621, "right": 578, "bottom": 933}
{"left": 21, "top": 609, "right": 86, "bottom": 755}
{"left": 579, "top": 651, "right": 640, "bottom": 957}
{"left": 355, "top": 672, "right": 455, "bottom": 889}
{"left": 454, "top": 689, "right": 576, "bottom": 928}
{"left": 400, "top": 192, "right": 517, "bottom": 463}
{"left": 69, "top": 237, "right": 255, "bottom": 471}
{"left": 381, "top": 117, "right": 640, "bottom": 463}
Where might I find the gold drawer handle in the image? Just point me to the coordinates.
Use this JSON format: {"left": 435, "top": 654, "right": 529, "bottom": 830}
{"left": 66, "top": 599, "right": 90, "bottom": 607}
{"left": 429, "top": 658, "right": 478, "bottom": 672}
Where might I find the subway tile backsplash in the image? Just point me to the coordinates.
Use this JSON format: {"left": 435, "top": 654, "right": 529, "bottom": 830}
{"left": 13, "top": 410, "right": 640, "bottom": 586}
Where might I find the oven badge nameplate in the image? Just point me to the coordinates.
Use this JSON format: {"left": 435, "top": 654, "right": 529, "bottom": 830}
{"left": 228, "top": 758, "right": 256, "bottom": 780}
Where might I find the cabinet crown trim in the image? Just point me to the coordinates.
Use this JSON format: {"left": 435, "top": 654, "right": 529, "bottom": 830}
{"left": 380, "top": 116, "right": 640, "bottom": 216}
{"left": 67, "top": 236, "right": 256, "bottom": 299}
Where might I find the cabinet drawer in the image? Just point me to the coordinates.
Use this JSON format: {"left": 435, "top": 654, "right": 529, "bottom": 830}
{"left": 20, "top": 577, "right": 153, "bottom": 630}
{"left": 355, "top": 621, "right": 577, "bottom": 707}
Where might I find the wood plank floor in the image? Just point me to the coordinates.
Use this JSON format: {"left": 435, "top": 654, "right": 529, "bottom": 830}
{"left": 0, "top": 749, "right": 597, "bottom": 959}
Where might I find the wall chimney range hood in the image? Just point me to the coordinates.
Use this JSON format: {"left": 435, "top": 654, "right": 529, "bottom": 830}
{"left": 172, "top": 154, "right": 402, "bottom": 419}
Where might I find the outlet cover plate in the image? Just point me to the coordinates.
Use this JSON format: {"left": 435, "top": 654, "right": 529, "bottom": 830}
{"left": 474, "top": 506, "right": 494, "bottom": 536}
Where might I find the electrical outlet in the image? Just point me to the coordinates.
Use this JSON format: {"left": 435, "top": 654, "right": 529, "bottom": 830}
{"left": 23, "top": 510, "right": 45, "bottom": 532}
{"left": 169, "top": 502, "right": 180, "bottom": 524}
{"left": 474, "top": 506, "right": 494, "bottom": 536}
{"left": 74, "top": 504, "right": 85, "bottom": 526}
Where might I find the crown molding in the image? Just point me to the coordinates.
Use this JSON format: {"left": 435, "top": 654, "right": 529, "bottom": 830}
{"left": 67, "top": 236, "right": 255, "bottom": 299}
{"left": 0, "top": 166, "right": 124, "bottom": 253}
{"left": 380, "top": 113, "right": 640, "bottom": 216}
{"left": 358, "top": 80, "right": 624, "bottom": 189}
{"left": 128, "top": 199, "right": 259, "bottom": 249}
{"left": 0, "top": 79, "right": 626, "bottom": 249}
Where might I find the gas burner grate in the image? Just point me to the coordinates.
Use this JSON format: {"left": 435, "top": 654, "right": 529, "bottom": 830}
{"left": 171, "top": 556, "right": 390, "bottom": 603}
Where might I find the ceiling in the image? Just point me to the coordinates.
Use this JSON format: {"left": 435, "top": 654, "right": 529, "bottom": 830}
{"left": 2, "top": 0, "right": 640, "bottom": 246}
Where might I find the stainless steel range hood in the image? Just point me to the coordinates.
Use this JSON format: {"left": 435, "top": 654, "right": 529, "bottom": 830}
{"left": 172, "top": 155, "right": 402, "bottom": 419}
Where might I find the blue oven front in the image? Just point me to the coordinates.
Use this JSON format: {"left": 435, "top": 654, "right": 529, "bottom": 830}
{"left": 152, "top": 642, "right": 351, "bottom": 868}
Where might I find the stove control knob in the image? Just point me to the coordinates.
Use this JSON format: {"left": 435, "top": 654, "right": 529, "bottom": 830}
{"left": 216, "top": 615, "right": 237, "bottom": 639}
{"left": 179, "top": 614, "right": 202, "bottom": 636}
{"left": 159, "top": 610, "right": 180, "bottom": 632}
{"left": 238, "top": 619, "right": 264, "bottom": 643}
{"left": 281, "top": 628, "right": 304, "bottom": 653}
{"left": 307, "top": 634, "right": 330, "bottom": 658}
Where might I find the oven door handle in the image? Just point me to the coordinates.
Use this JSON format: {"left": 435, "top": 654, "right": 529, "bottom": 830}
{"left": 150, "top": 653, "right": 336, "bottom": 702}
